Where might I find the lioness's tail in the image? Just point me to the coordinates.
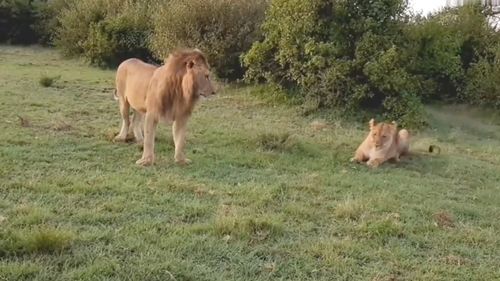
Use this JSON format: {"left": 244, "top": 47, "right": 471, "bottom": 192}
{"left": 113, "top": 89, "right": 119, "bottom": 101}
{"left": 428, "top": 145, "right": 441, "bottom": 155}
{"left": 398, "top": 129, "right": 409, "bottom": 142}
{"left": 398, "top": 129, "right": 410, "bottom": 155}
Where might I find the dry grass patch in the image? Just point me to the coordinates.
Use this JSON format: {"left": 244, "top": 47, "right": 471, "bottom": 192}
{"left": 433, "top": 211, "right": 455, "bottom": 228}
{"left": 334, "top": 198, "right": 366, "bottom": 221}
{"left": 257, "top": 132, "right": 298, "bottom": 152}
{"left": 214, "top": 204, "right": 283, "bottom": 241}
{"left": 39, "top": 75, "right": 60, "bottom": 88}
{"left": 0, "top": 227, "right": 75, "bottom": 257}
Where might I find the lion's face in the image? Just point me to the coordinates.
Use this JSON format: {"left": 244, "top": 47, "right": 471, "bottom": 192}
{"left": 369, "top": 119, "right": 397, "bottom": 150}
{"left": 186, "top": 61, "right": 216, "bottom": 98}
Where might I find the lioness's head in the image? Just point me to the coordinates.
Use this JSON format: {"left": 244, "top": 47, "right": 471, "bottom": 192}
{"left": 369, "top": 119, "right": 397, "bottom": 149}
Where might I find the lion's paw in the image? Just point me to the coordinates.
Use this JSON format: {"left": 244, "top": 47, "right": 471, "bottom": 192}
{"left": 136, "top": 156, "right": 154, "bottom": 166}
{"left": 175, "top": 158, "right": 192, "bottom": 166}
{"left": 113, "top": 135, "right": 127, "bottom": 142}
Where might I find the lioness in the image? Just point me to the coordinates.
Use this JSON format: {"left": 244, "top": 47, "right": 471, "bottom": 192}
{"left": 114, "top": 49, "right": 215, "bottom": 166}
{"left": 351, "top": 119, "right": 410, "bottom": 168}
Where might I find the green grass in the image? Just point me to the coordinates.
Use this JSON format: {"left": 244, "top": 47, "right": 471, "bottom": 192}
{"left": 1, "top": 45, "right": 499, "bottom": 280}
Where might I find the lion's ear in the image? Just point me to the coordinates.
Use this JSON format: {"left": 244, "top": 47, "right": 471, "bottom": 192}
{"left": 391, "top": 121, "right": 398, "bottom": 128}
{"left": 369, "top": 118, "right": 375, "bottom": 130}
{"left": 186, "top": 60, "right": 195, "bottom": 69}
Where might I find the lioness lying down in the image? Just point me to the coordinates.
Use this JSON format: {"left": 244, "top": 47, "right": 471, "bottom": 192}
{"left": 351, "top": 119, "right": 410, "bottom": 168}
{"left": 114, "top": 49, "right": 215, "bottom": 166}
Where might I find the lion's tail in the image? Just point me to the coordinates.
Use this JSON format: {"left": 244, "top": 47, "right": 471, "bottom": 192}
{"left": 113, "top": 89, "right": 119, "bottom": 101}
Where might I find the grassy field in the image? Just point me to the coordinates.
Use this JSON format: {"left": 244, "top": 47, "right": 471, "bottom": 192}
{"left": 0, "top": 46, "right": 499, "bottom": 281}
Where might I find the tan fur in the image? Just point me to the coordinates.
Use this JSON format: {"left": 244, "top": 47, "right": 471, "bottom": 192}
{"left": 114, "top": 49, "right": 215, "bottom": 166}
{"left": 351, "top": 119, "right": 410, "bottom": 168}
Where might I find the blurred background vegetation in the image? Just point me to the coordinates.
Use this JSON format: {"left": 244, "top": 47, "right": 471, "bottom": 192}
{"left": 1, "top": 0, "right": 499, "bottom": 127}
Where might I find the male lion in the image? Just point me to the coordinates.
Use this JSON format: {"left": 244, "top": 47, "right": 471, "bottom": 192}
{"left": 351, "top": 118, "right": 410, "bottom": 168}
{"left": 114, "top": 49, "right": 216, "bottom": 166}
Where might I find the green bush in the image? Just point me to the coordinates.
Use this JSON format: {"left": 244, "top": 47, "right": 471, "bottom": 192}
{"left": 83, "top": 2, "right": 153, "bottom": 66}
{"left": 55, "top": 0, "right": 156, "bottom": 66}
{"left": 150, "top": 0, "right": 267, "bottom": 80}
{"left": 243, "top": 0, "right": 424, "bottom": 127}
{"left": 2, "top": 0, "right": 267, "bottom": 72}
{"left": 37, "top": 0, "right": 75, "bottom": 45}
{"left": 463, "top": 46, "right": 500, "bottom": 108}
{"left": 363, "top": 46, "right": 425, "bottom": 128}
{"left": 404, "top": 4, "right": 498, "bottom": 103}
{"left": 2, "top": 0, "right": 498, "bottom": 116}
{"left": 0, "top": 0, "right": 43, "bottom": 44}
{"left": 39, "top": 74, "right": 59, "bottom": 87}
{"left": 404, "top": 19, "right": 464, "bottom": 102}
{"left": 55, "top": 0, "right": 110, "bottom": 57}
{"left": 244, "top": 0, "right": 500, "bottom": 126}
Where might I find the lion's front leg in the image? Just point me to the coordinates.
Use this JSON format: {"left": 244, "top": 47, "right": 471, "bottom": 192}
{"left": 136, "top": 112, "right": 158, "bottom": 166}
{"left": 172, "top": 118, "right": 191, "bottom": 165}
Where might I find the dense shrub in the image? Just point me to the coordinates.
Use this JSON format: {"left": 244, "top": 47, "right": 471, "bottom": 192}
{"left": 36, "top": 0, "right": 75, "bottom": 45}
{"left": 53, "top": 0, "right": 267, "bottom": 71}
{"left": 2, "top": 0, "right": 498, "bottom": 116}
{"left": 244, "top": 0, "right": 500, "bottom": 126}
{"left": 0, "top": 0, "right": 74, "bottom": 45}
{"left": 405, "top": 4, "right": 499, "bottom": 103}
{"left": 55, "top": 0, "right": 157, "bottom": 66}
{"left": 0, "top": 0, "right": 43, "bottom": 44}
{"left": 463, "top": 45, "right": 500, "bottom": 108}
{"left": 150, "top": 0, "right": 267, "bottom": 80}
{"left": 243, "top": 0, "right": 425, "bottom": 127}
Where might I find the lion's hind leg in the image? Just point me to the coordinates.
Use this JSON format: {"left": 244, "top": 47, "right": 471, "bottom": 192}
{"left": 114, "top": 96, "right": 130, "bottom": 142}
{"left": 131, "top": 110, "right": 144, "bottom": 144}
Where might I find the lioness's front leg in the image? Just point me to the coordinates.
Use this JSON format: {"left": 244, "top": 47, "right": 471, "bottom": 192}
{"left": 172, "top": 118, "right": 191, "bottom": 165}
{"left": 351, "top": 148, "right": 367, "bottom": 163}
{"left": 367, "top": 158, "right": 384, "bottom": 168}
{"left": 136, "top": 111, "right": 158, "bottom": 166}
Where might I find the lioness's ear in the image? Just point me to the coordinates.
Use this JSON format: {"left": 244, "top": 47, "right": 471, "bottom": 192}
{"left": 369, "top": 118, "right": 375, "bottom": 130}
{"left": 187, "top": 60, "right": 195, "bottom": 69}
{"left": 391, "top": 121, "right": 398, "bottom": 128}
